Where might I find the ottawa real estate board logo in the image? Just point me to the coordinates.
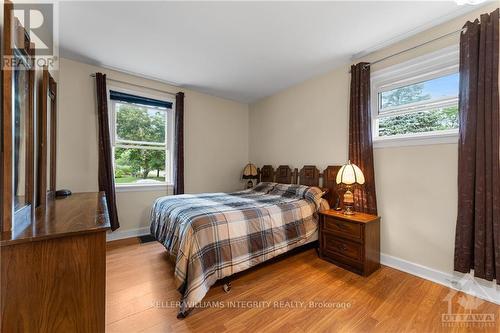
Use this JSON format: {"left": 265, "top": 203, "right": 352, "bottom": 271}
{"left": 3, "top": 2, "right": 58, "bottom": 70}
{"left": 441, "top": 274, "right": 497, "bottom": 328}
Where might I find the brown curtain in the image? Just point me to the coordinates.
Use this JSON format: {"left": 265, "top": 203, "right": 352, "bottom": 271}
{"left": 96, "top": 73, "right": 120, "bottom": 231}
{"left": 349, "top": 63, "right": 378, "bottom": 215}
{"left": 454, "top": 9, "right": 499, "bottom": 284}
{"left": 173, "top": 92, "right": 185, "bottom": 195}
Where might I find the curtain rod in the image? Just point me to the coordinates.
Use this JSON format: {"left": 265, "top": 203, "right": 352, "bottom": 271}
{"left": 364, "top": 28, "right": 464, "bottom": 68}
{"left": 89, "top": 73, "right": 178, "bottom": 97}
{"left": 354, "top": 16, "right": 500, "bottom": 70}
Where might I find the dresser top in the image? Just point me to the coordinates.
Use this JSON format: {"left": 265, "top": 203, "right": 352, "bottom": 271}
{"left": 319, "top": 209, "right": 380, "bottom": 224}
{"left": 1, "top": 192, "right": 110, "bottom": 246}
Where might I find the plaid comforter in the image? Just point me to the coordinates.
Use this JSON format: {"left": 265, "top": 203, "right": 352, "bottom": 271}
{"left": 150, "top": 182, "right": 324, "bottom": 315}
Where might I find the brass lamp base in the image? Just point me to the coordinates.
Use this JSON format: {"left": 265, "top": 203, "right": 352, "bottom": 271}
{"left": 343, "top": 205, "right": 355, "bottom": 215}
{"left": 343, "top": 188, "right": 356, "bottom": 215}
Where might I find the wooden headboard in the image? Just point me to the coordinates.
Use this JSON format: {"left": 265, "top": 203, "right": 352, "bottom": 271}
{"left": 257, "top": 164, "right": 341, "bottom": 208}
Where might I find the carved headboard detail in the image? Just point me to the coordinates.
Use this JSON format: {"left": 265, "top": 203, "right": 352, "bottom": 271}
{"left": 275, "top": 165, "right": 294, "bottom": 184}
{"left": 322, "top": 165, "right": 342, "bottom": 208}
{"left": 298, "top": 166, "right": 320, "bottom": 187}
{"left": 256, "top": 164, "right": 342, "bottom": 208}
{"left": 260, "top": 165, "right": 274, "bottom": 182}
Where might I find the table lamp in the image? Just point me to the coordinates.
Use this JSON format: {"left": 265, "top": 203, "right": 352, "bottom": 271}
{"left": 336, "top": 161, "right": 365, "bottom": 215}
{"left": 242, "top": 163, "right": 258, "bottom": 188}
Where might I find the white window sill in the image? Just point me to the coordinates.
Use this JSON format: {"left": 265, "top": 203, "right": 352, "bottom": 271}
{"left": 115, "top": 183, "right": 173, "bottom": 193}
{"left": 373, "top": 131, "right": 458, "bottom": 148}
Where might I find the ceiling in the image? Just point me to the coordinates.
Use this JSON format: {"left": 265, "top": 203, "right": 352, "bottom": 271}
{"left": 59, "top": 1, "right": 489, "bottom": 103}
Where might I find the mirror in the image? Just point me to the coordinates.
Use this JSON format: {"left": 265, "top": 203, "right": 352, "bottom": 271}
{"left": 13, "top": 64, "right": 29, "bottom": 210}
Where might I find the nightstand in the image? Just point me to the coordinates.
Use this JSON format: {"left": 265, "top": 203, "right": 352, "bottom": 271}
{"left": 318, "top": 209, "right": 380, "bottom": 276}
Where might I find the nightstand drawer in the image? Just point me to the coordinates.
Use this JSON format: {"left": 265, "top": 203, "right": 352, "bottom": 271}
{"left": 319, "top": 210, "right": 380, "bottom": 276}
{"left": 324, "top": 216, "right": 362, "bottom": 241}
{"left": 322, "top": 233, "right": 363, "bottom": 262}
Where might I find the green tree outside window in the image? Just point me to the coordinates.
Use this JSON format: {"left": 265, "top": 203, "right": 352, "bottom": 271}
{"left": 378, "top": 84, "right": 459, "bottom": 137}
{"left": 114, "top": 104, "right": 167, "bottom": 184}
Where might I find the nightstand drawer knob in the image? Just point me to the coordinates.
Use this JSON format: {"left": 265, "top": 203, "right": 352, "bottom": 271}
{"left": 337, "top": 244, "right": 347, "bottom": 251}
{"left": 336, "top": 223, "right": 347, "bottom": 229}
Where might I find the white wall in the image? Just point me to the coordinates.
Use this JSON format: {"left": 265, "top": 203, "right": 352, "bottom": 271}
{"left": 249, "top": 3, "right": 498, "bottom": 275}
{"left": 249, "top": 65, "right": 350, "bottom": 168}
{"left": 57, "top": 58, "right": 249, "bottom": 233}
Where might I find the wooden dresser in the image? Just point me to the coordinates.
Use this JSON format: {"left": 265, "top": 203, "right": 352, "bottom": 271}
{"left": 318, "top": 209, "right": 380, "bottom": 276}
{"left": 0, "top": 192, "right": 110, "bottom": 333}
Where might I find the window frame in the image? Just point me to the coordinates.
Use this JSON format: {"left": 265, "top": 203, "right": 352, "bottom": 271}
{"left": 107, "top": 85, "right": 175, "bottom": 191}
{"left": 370, "top": 45, "right": 460, "bottom": 148}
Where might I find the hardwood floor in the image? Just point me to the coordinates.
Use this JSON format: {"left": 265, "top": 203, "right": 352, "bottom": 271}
{"left": 106, "top": 241, "right": 499, "bottom": 333}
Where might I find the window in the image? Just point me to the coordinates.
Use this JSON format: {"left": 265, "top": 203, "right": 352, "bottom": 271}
{"left": 371, "top": 46, "right": 459, "bottom": 147}
{"left": 109, "top": 88, "right": 174, "bottom": 188}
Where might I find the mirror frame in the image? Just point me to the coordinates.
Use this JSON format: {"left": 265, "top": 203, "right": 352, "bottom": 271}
{"left": 1, "top": 1, "right": 35, "bottom": 231}
{"left": 37, "top": 68, "right": 57, "bottom": 209}
{"left": 48, "top": 73, "right": 57, "bottom": 195}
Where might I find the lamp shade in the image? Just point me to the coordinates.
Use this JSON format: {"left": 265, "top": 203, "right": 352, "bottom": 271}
{"left": 242, "top": 163, "right": 258, "bottom": 179}
{"left": 336, "top": 161, "right": 365, "bottom": 185}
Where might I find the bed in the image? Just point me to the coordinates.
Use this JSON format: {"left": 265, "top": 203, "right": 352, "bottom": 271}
{"left": 149, "top": 165, "right": 341, "bottom": 317}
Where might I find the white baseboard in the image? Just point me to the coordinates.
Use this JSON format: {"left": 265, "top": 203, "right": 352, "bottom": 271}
{"left": 381, "top": 253, "right": 500, "bottom": 305}
{"left": 106, "top": 226, "right": 150, "bottom": 242}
